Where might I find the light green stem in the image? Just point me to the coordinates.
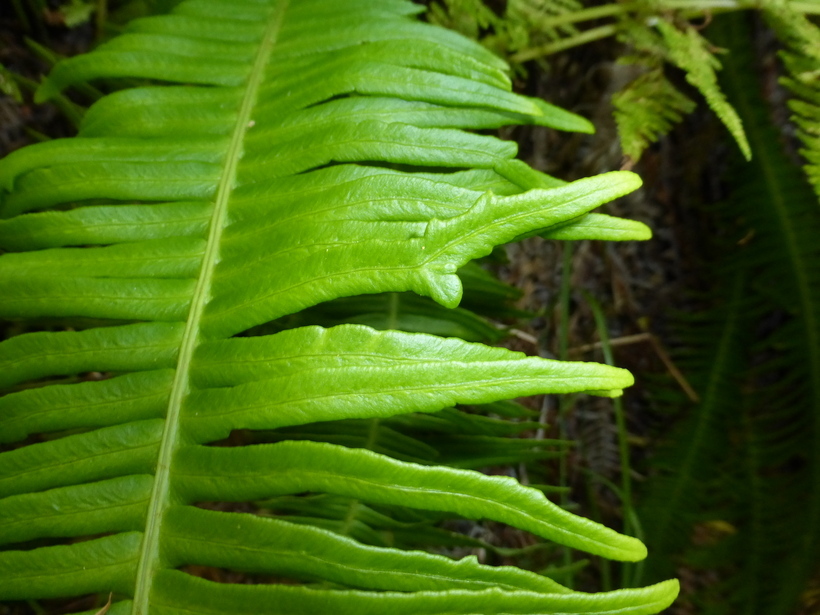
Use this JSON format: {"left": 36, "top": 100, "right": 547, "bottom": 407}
{"left": 130, "top": 3, "right": 289, "bottom": 613}
{"left": 557, "top": 242, "right": 574, "bottom": 585}
{"left": 584, "top": 291, "right": 636, "bottom": 586}
{"left": 511, "top": 25, "right": 618, "bottom": 62}
{"left": 95, "top": 0, "right": 108, "bottom": 41}
{"left": 521, "top": 3, "right": 628, "bottom": 29}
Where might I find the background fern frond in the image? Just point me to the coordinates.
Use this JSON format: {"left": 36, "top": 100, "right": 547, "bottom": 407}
{"left": 763, "top": 3, "right": 820, "bottom": 198}
{"left": 425, "top": 0, "right": 767, "bottom": 162}
{"left": 643, "top": 20, "right": 751, "bottom": 160}
{"left": 638, "top": 12, "right": 820, "bottom": 613}
{"left": 612, "top": 65, "right": 696, "bottom": 162}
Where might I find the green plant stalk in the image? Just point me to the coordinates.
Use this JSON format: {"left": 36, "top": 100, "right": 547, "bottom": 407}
{"left": 10, "top": 0, "right": 31, "bottom": 33}
{"left": 537, "top": 558, "right": 589, "bottom": 581}
{"left": 96, "top": 0, "right": 108, "bottom": 41}
{"left": 341, "top": 292, "right": 395, "bottom": 538}
{"left": 623, "top": 506, "right": 645, "bottom": 588}
{"left": 557, "top": 241, "right": 575, "bottom": 585}
{"left": 584, "top": 292, "right": 637, "bottom": 588}
{"left": 10, "top": 72, "right": 84, "bottom": 130}
{"left": 558, "top": 244, "right": 573, "bottom": 363}
{"left": 584, "top": 293, "right": 632, "bottom": 513}
{"left": 512, "top": 25, "right": 618, "bottom": 62}
{"left": 13, "top": 0, "right": 48, "bottom": 40}
{"left": 25, "top": 600, "right": 46, "bottom": 615}
{"left": 24, "top": 38, "right": 104, "bottom": 103}
{"left": 131, "top": 5, "right": 289, "bottom": 613}
{"left": 338, "top": 293, "right": 399, "bottom": 534}
{"left": 582, "top": 467, "right": 645, "bottom": 587}
{"left": 518, "top": 2, "right": 625, "bottom": 29}
{"left": 583, "top": 476, "right": 612, "bottom": 592}
{"left": 22, "top": 128, "right": 50, "bottom": 143}
{"left": 739, "top": 394, "right": 766, "bottom": 615}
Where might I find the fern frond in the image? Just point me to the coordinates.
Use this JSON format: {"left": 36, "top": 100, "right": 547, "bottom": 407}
{"left": 504, "top": 0, "right": 584, "bottom": 53}
{"left": 613, "top": 66, "right": 696, "bottom": 161}
{"left": 763, "top": 3, "right": 820, "bottom": 198}
{"left": 653, "top": 20, "right": 751, "bottom": 160}
{"left": 427, "top": 0, "right": 506, "bottom": 40}
{"left": 0, "top": 1, "right": 677, "bottom": 614}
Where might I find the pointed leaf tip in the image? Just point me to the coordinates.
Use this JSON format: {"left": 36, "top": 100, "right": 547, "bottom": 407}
{"left": 34, "top": 80, "right": 55, "bottom": 104}
{"left": 531, "top": 98, "right": 595, "bottom": 133}
{"left": 609, "top": 170, "right": 643, "bottom": 195}
{"left": 650, "top": 579, "right": 681, "bottom": 610}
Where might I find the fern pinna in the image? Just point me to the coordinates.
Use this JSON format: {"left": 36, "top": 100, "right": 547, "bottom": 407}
{"left": 0, "top": 1, "right": 677, "bottom": 614}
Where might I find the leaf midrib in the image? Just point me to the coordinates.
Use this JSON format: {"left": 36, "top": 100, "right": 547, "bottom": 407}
{"left": 130, "top": 3, "right": 290, "bottom": 613}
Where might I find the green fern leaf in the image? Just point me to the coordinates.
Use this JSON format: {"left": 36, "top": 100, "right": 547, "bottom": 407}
{"left": 0, "top": 1, "right": 676, "bottom": 613}
{"left": 655, "top": 20, "right": 752, "bottom": 160}
{"left": 613, "top": 67, "right": 696, "bottom": 162}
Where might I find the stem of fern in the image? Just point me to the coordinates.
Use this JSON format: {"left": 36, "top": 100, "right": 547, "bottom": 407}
{"left": 511, "top": 25, "right": 618, "bottom": 62}
{"left": 26, "top": 600, "right": 46, "bottom": 615}
{"left": 130, "top": 3, "right": 289, "bottom": 613}
{"left": 558, "top": 243, "right": 572, "bottom": 364}
{"left": 10, "top": 71, "right": 85, "bottom": 129}
{"left": 556, "top": 241, "right": 574, "bottom": 586}
{"left": 662, "top": 0, "right": 820, "bottom": 11}
{"left": 388, "top": 292, "right": 400, "bottom": 330}
{"left": 95, "top": 0, "right": 108, "bottom": 41}
{"left": 580, "top": 468, "right": 645, "bottom": 586}
{"left": 739, "top": 392, "right": 766, "bottom": 615}
{"left": 10, "top": 0, "right": 31, "bottom": 34}
{"left": 340, "top": 418, "right": 381, "bottom": 538}
{"left": 583, "top": 291, "right": 636, "bottom": 587}
{"left": 517, "top": 3, "right": 627, "bottom": 29}
{"left": 582, "top": 476, "right": 612, "bottom": 591}
{"left": 791, "top": 1, "right": 820, "bottom": 12}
